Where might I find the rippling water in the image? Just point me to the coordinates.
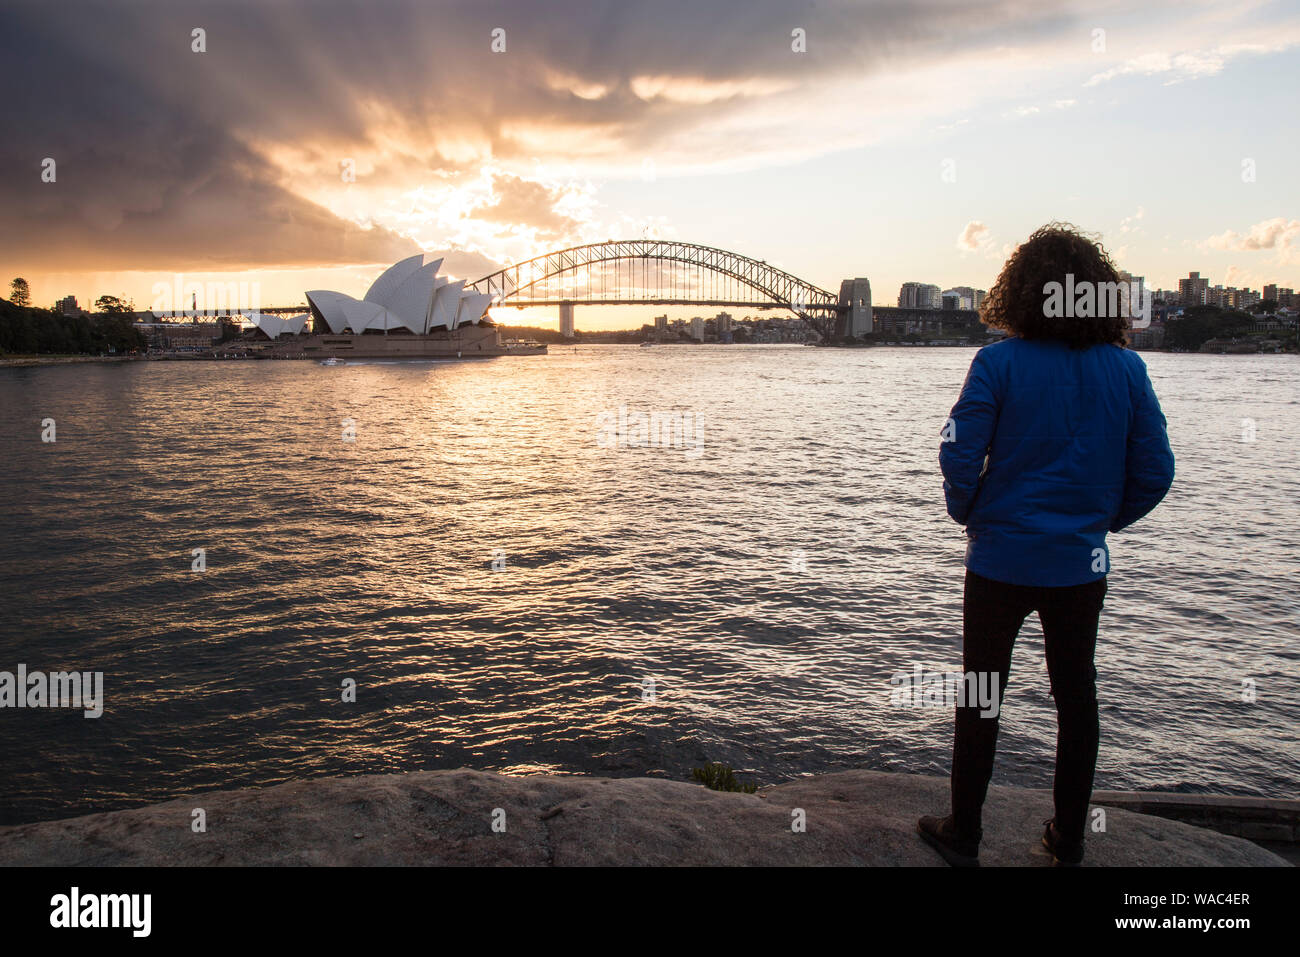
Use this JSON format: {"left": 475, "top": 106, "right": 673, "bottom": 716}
{"left": 0, "top": 346, "right": 1296, "bottom": 824}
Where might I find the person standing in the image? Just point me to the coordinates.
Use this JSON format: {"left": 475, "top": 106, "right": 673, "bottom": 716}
{"left": 918, "top": 224, "right": 1176, "bottom": 866}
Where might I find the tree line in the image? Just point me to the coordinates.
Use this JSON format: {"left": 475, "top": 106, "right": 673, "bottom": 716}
{"left": 2, "top": 278, "right": 145, "bottom": 356}
{"left": 1163, "top": 305, "right": 1295, "bottom": 351}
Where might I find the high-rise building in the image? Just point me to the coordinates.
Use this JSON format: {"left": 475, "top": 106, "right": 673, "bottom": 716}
{"left": 1116, "top": 272, "right": 1146, "bottom": 319}
{"left": 558, "top": 302, "right": 575, "bottom": 338}
{"left": 1261, "top": 284, "right": 1294, "bottom": 308}
{"left": 943, "top": 287, "right": 977, "bottom": 310}
{"left": 1178, "top": 271, "right": 1209, "bottom": 306}
{"left": 56, "top": 295, "right": 79, "bottom": 316}
{"left": 690, "top": 316, "right": 704, "bottom": 341}
{"left": 898, "top": 282, "right": 941, "bottom": 309}
{"left": 1226, "top": 287, "right": 1260, "bottom": 310}
{"left": 947, "top": 286, "right": 981, "bottom": 310}
{"left": 654, "top": 314, "right": 668, "bottom": 340}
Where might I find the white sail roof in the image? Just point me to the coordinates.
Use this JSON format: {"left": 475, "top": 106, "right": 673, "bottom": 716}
{"left": 249, "top": 312, "right": 310, "bottom": 339}
{"left": 305, "top": 290, "right": 357, "bottom": 334}
{"left": 429, "top": 280, "right": 466, "bottom": 330}
{"left": 384, "top": 261, "right": 441, "bottom": 333}
{"left": 307, "top": 254, "right": 490, "bottom": 335}
{"left": 453, "top": 291, "right": 492, "bottom": 330}
{"left": 363, "top": 253, "right": 424, "bottom": 308}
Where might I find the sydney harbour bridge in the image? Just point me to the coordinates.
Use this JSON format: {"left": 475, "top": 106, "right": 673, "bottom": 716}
{"left": 467, "top": 239, "right": 860, "bottom": 340}
{"left": 261, "top": 240, "right": 875, "bottom": 340}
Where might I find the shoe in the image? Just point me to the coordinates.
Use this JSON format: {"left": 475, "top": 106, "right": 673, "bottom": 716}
{"left": 917, "top": 814, "right": 981, "bottom": 867}
{"left": 1042, "top": 818, "right": 1084, "bottom": 866}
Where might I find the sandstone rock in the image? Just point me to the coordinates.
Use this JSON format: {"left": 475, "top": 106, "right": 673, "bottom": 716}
{"left": 0, "top": 769, "right": 1286, "bottom": 866}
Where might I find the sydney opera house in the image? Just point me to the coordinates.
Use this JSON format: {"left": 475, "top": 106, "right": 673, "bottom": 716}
{"left": 238, "top": 253, "right": 544, "bottom": 359}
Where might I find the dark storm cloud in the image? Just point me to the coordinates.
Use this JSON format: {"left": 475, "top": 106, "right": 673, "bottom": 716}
{"left": 0, "top": 0, "right": 1084, "bottom": 272}
{"left": 0, "top": 2, "right": 423, "bottom": 271}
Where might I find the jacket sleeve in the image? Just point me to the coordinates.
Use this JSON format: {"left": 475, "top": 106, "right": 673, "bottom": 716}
{"left": 940, "top": 348, "right": 1000, "bottom": 525}
{"left": 1110, "top": 361, "right": 1175, "bottom": 532}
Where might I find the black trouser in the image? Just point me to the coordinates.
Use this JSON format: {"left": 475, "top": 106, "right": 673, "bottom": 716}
{"left": 951, "top": 569, "right": 1107, "bottom": 843}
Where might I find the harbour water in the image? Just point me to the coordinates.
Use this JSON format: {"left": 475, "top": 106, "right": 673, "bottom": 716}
{"left": 0, "top": 345, "right": 1296, "bottom": 824}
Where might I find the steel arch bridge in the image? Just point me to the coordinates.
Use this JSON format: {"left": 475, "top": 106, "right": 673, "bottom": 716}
{"left": 469, "top": 240, "right": 845, "bottom": 338}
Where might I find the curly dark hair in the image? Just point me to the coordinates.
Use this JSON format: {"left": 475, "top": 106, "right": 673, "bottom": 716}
{"left": 980, "top": 222, "right": 1129, "bottom": 349}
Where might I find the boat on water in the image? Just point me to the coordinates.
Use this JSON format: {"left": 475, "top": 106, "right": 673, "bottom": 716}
{"left": 640, "top": 341, "right": 655, "bottom": 347}
{"left": 319, "top": 357, "right": 345, "bottom": 366}
{"left": 502, "top": 337, "right": 546, "bottom": 354}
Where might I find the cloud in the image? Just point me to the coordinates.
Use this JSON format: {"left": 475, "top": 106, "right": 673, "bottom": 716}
{"left": 3, "top": 0, "right": 1298, "bottom": 281}
{"left": 1119, "top": 206, "right": 1146, "bottom": 234}
{"left": 957, "top": 221, "right": 992, "bottom": 252}
{"left": 1003, "top": 99, "right": 1076, "bottom": 119}
{"left": 1084, "top": 41, "right": 1293, "bottom": 87}
{"left": 472, "top": 174, "right": 585, "bottom": 239}
{"left": 1204, "top": 218, "right": 1300, "bottom": 260}
{"left": 425, "top": 248, "right": 506, "bottom": 282}
{"left": 0, "top": 4, "right": 419, "bottom": 273}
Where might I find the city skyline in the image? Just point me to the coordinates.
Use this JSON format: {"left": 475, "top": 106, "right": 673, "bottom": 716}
{"left": 38, "top": 263, "right": 1298, "bottom": 330}
{"left": 3, "top": 0, "right": 1299, "bottom": 330}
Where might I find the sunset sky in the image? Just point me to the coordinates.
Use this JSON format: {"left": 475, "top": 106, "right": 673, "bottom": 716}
{"left": 3, "top": 0, "right": 1298, "bottom": 330}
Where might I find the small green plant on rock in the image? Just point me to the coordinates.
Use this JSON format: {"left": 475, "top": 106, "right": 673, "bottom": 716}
{"left": 691, "top": 762, "right": 757, "bottom": 793}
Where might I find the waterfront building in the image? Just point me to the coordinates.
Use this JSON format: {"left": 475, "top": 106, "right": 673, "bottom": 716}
{"left": 941, "top": 288, "right": 971, "bottom": 310}
{"left": 872, "top": 305, "right": 983, "bottom": 336}
{"left": 898, "top": 282, "right": 941, "bottom": 309}
{"left": 944, "top": 286, "right": 983, "bottom": 310}
{"left": 305, "top": 253, "right": 492, "bottom": 336}
{"left": 132, "top": 318, "right": 223, "bottom": 351}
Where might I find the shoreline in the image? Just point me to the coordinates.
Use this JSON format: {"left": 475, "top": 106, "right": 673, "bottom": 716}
{"left": 0, "top": 769, "right": 1289, "bottom": 866}
{"left": 3, "top": 347, "right": 1295, "bottom": 368}
{"left": 0, "top": 355, "right": 145, "bottom": 368}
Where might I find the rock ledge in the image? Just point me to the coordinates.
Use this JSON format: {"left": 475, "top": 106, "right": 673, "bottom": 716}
{"left": 0, "top": 770, "right": 1287, "bottom": 866}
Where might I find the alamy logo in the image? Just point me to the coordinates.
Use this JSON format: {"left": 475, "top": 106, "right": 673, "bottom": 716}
{"left": 0, "top": 665, "right": 103, "bottom": 718}
{"left": 50, "top": 887, "right": 151, "bottom": 937}
{"left": 595, "top": 405, "right": 703, "bottom": 458}
{"left": 1042, "top": 273, "right": 1151, "bottom": 328}
{"left": 889, "top": 665, "right": 1000, "bottom": 718}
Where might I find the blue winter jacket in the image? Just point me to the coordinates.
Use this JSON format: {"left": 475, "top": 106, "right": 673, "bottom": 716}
{"left": 940, "top": 337, "right": 1175, "bottom": 587}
